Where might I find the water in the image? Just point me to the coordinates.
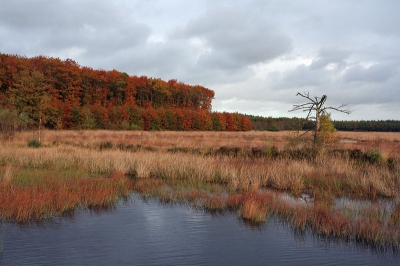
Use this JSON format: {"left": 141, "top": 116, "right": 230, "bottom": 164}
{"left": 1, "top": 195, "right": 399, "bottom": 266}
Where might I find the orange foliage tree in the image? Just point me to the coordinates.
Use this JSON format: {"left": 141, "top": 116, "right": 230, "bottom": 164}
{"left": 0, "top": 53, "right": 251, "bottom": 132}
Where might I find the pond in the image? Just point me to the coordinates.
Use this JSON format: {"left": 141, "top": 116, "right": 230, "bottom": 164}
{"left": 1, "top": 195, "right": 399, "bottom": 266}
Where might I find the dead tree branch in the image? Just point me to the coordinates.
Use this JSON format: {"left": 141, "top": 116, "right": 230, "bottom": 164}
{"left": 289, "top": 92, "right": 351, "bottom": 142}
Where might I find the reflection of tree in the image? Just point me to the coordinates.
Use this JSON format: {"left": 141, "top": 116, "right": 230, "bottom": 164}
{"left": 289, "top": 92, "right": 351, "bottom": 143}
{"left": 9, "top": 70, "right": 50, "bottom": 141}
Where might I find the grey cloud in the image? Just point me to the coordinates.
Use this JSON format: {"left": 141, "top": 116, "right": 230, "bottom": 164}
{"left": 309, "top": 47, "right": 351, "bottom": 70}
{"left": 343, "top": 62, "right": 399, "bottom": 83}
{"left": 229, "top": 24, "right": 293, "bottom": 65}
{"left": 0, "top": 0, "right": 151, "bottom": 57}
{"left": 196, "top": 51, "right": 239, "bottom": 70}
{"left": 97, "top": 40, "right": 249, "bottom": 86}
{"left": 360, "top": 43, "right": 400, "bottom": 62}
{"left": 282, "top": 64, "right": 322, "bottom": 88}
{"left": 87, "top": 40, "right": 193, "bottom": 78}
{"left": 172, "top": 6, "right": 292, "bottom": 68}
{"left": 0, "top": 0, "right": 126, "bottom": 29}
{"left": 79, "top": 36, "right": 252, "bottom": 86}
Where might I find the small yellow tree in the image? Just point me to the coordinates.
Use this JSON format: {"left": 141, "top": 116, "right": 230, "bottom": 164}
{"left": 317, "top": 113, "right": 336, "bottom": 143}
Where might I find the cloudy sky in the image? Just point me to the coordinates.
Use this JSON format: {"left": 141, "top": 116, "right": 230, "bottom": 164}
{"left": 1, "top": 0, "right": 399, "bottom": 120}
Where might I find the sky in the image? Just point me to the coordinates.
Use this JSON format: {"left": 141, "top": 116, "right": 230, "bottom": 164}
{"left": 1, "top": 0, "right": 399, "bottom": 121}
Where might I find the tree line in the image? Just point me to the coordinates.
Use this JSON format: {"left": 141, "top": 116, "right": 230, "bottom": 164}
{"left": 0, "top": 53, "right": 252, "bottom": 134}
{"left": 248, "top": 115, "right": 400, "bottom": 132}
{"left": 331, "top": 120, "right": 400, "bottom": 132}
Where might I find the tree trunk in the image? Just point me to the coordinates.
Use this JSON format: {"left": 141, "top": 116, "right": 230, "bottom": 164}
{"left": 39, "top": 118, "right": 41, "bottom": 142}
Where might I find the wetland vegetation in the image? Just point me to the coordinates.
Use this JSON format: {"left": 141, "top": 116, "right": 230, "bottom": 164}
{"left": 1, "top": 130, "right": 399, "bottom": 250}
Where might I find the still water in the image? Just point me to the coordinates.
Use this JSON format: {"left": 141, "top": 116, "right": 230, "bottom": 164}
{"left": 1, "top": 195, "right": 399, "bottom": 266}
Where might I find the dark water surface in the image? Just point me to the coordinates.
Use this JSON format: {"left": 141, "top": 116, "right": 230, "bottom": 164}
{"left": 1, "top": 195, "right": 399, "bottom": 266}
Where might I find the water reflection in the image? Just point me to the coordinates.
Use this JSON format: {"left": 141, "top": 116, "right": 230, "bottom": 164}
{"left": 335, "top": 196, "right": 398, "bottom": 213}
{"left": 1, "top": 195, "right": 399, "bottom": 266}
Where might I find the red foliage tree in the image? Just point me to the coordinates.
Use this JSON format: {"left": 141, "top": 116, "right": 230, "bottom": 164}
{"left": 0, "top": 53, "right": 252, "bottom": 132}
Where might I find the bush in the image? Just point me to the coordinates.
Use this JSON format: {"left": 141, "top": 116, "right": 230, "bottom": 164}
{"left": 216, "top": 146, "right": 241, "bottom": 157}
{"left": 349, "top": 149, "right": 363, "bottom": 160}
{"left": 28, "top": 139, "right": 41, "bottom": 148}
{"left": 367, "top": 150, "right": 381, "bottom": 164}
{"left": 265, "top": 146, "right": 279, "bottom": 158}
{"left": 99, "top": 142, "right": 113, "bottom": 150}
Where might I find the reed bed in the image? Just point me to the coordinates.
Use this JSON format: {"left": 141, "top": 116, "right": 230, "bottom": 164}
{"left": 1, "top": 142, "right": 398, "bottom": 198}
{"left": 1, "top": 130, "right": 400, "bottom": 248}
{"left": 0, "top": 170, "right": 130, "bottom": 222}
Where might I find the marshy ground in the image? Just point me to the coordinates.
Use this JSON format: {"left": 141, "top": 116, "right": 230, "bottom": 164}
{"left": 1, "top": 130, "right": 400, "bottom": 249}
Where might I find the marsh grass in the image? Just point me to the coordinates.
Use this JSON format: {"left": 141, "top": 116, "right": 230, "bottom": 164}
{"left": 130, "top": 176, "right": 400, "bottom": 249}
{"left": 1, "top": 130, "right": 400, "bottom": 247}
{"left": 0, "top": 169, "right": 130, "bottom": 223}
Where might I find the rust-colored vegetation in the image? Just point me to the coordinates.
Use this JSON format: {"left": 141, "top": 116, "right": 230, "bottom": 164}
{"left": 0, "top": 167, "right": 130, "bottom": 223}
{"left": 1, "top": 130, "right": 400, "bottom": 248}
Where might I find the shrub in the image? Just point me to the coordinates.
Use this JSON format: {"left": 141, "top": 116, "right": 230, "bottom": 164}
{"left": 216, "top": 146, "right": 241, "bottom": 157}
{"left": 367, "top": 150, "right": 381, "bottom": 164}
{"left": 99, "top": 142, "right": 113, "bottom": 150}
{"left": 265, "top": 146, "right": 279, "bottom": 158}
{"left": 349, "top": 149, "right": 363, "bottom": 160}
{"left": 28, "top": 139, "right": 41, "bottom": 148}
{"left": 251, "top": 148, "right": 263, "bottom": 158}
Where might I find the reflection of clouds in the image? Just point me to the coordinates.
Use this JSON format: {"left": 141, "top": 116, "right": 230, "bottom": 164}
{"left": 143, "top": 207, "right": 164, "bottom": 227}
{"left": 140, "top": 200, "right": 211, "bottom": 237}
{"left": 4, "top": 196, "right": 399, "bottom": 265}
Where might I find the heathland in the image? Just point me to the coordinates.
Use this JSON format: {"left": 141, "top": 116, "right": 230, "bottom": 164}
{"left": 1, "top": 130, "right": 399, "bottom": 250}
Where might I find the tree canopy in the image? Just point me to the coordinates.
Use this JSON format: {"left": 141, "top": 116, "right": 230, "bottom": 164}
{"left": 0, "top": 53, "right": 252, "bottom": 131}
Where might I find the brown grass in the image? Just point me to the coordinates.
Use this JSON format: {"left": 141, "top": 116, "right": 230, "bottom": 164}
{"left": 1, "top": 129, "right": 400, "bottom": 247}
{"left": 13, "top": 129, "right": 400, "bottom": 154}
{"left": 2, "top": 130, "right": 400, "bottom": 198}
{"left": 11, "top": 130, "right": 293, "bottom": 150}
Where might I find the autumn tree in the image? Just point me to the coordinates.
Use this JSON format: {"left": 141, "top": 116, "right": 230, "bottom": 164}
{"left": 0, "top": 107, "right": 24, "bottom": 141}
{"left": 8, "top": 70, "right": 50, "bottom": 141}
{"left": 0, "top": 53, "right": 252, "bottom": 132}
{"left": 289, "top": 92, "right": 350, "bottom": 143}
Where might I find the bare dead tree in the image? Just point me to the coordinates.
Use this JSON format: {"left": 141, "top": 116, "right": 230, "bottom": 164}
{"left": 289, "top": 92, "right": 351, "bottom": 142}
